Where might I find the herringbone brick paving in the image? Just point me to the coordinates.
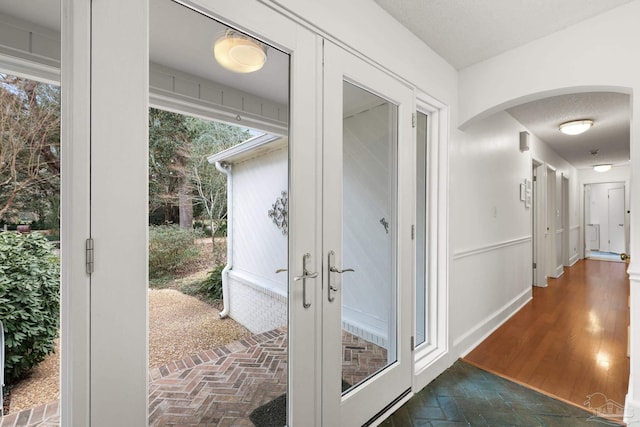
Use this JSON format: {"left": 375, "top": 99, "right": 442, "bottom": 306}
{"left": 149, "top": 329, "right": 288, "bottom": 427}
{"left": 1, "top": 328, "right": 387, "bottom": 427}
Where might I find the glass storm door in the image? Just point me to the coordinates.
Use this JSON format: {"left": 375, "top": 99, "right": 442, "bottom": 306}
{"left": 322, "top": 41, "right": 414, "bottom": 426}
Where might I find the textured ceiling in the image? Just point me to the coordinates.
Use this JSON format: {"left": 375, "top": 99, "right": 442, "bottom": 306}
{"left": 374, "top": 0, "right": 635, "bottom": 70}
{"left": 507, "top": 93, "right": 630, "bottom": 169}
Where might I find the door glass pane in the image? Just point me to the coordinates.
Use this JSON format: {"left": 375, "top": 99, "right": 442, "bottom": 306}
{"left": 0, "top": 74, "right": 61, "bottom": 421}
{"left": 415, "top": 111, "right": 428, "bottom": 346}
{"left": 341, "top": 81, "right": 397, "bottom": 394}
{"left": 149, "top": 1, "right": 290, "bottom": 425}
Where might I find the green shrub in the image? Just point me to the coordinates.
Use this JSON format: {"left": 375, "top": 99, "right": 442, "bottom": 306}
{"left": 0, "top": 232, "right": 60, "bottom": 385}
{"left": 197, "top": 265, "right": 224, "bottom": 302}
{"left": 213, "top": 220, "right": 227, "bottom": 237}
{"left": 148, "top": 225, "right": 202, "bottom": 280}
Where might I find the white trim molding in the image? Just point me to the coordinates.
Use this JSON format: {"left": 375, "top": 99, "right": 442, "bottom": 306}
{"left": 626, "top": 261, "right": 640, "bottom": 425}
{"left": 453, "top": 236, "right": 532, "bottom": 260}
{"left": 456, "top": 288, "right": 532, "bottom": 357}
{"left": 0, "top": 49, "right": 60, "bottom": 84}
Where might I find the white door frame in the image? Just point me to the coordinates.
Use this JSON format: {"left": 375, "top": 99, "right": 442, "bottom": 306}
{"left": 561, "top": 174, "right": 570, "bottom": 266}
{"left": 63, "top": 0, "right": 321, "bottom": 424}
{"left": 60, "top": 0, "right": 453, "bottom": 423}
{"left": 89, "top": 0, "right": 149, "bottom": 424}
{"left": 546, "top": 165, "right": 561, "bottom": 278}
{"left": 60, "top": 1, "right": 91, "bottom": 424}
{"left": 583, "top": 181, "right": 628, "bottom": 259}
{"left": 532, "top": 159, "right": 547, "bottom": 287}
{"left": 412, "top": 93, "right": 449, "bottom": 390}
{"left": 63, "top": 1, "right": 150, "bottom": 424}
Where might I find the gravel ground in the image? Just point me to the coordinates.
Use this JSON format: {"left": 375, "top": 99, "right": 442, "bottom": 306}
{"left": 148, "top": 288, "right": 250, "bottom": 368}
{"left": 7, "top": 287, "right": 251, "bottom": 414}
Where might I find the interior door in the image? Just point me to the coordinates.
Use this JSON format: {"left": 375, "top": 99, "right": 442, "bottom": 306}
{"left": 608, "top": 187, "right": 625, "bottom": 254}
{"left": 532, "top": 162, "right": 546, "bottom": 287}
{"left": 584, "top": 185, "right": 594, "bottom": 256}
{"left": 322, "top": 41, "right": 414, "bottom": 427}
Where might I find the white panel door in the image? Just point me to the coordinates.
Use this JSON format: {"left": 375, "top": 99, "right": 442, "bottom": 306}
{"left": 584, "top": 185, "right": 595, "bottom": 255}
{"left": 608, "top": 187, "right": 625, "bottom": 254}
{"left": 322, "top": 41, "right": 414, "bottom": 427}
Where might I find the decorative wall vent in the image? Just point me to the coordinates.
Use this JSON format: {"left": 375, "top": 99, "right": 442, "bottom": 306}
{"left": 268, "top": 191, "right": 288, "bottom": 235}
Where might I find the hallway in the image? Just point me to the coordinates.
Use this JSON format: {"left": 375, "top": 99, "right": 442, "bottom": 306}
{"left": 464, "top": 259, "right": 629, "bottom": 413}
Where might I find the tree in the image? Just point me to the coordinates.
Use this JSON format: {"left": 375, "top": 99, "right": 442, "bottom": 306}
{"left": 148, "top": 108, "right": 195, "bottom": 228}
{"left": 148, "top": 108, "right": 252, "bottom": 262}
{"left": 0, "top": 75, "right": 60, "bottom": 223}
{"left": 188, "top": 120, "right": 250, "bottom": 264}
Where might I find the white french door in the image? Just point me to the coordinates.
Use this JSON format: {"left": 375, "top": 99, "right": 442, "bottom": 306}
{"left": 321, "top": 41, "right": 414, "bottom": 426}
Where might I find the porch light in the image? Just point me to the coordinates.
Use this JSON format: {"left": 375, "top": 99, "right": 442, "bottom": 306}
{"left": 593, "top": 164, "right": 612, "bottom": 172}
{"left": 214, "top": 30, "right": 267, "bottom": 73}
{"left": 559, "top": 119, "right": 593, "bottom": 135}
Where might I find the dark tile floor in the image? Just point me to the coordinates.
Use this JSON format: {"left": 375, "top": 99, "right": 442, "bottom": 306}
{"left": 380, "top": 360, "right": 622, "bottom": 427}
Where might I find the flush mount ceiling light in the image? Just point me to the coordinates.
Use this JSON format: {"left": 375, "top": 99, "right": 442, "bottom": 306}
{"left": 214, "top": 30, "right": 267, "bottom": 73}
{"left": 559, "top": 119, "right": 594, "bottom": 135}
{"left": 593, "top": 164, "right": 612, "bottom": 173}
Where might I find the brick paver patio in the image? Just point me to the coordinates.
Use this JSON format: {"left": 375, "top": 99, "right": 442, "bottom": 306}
{"left": 1, "top": 328, "right": 387, "bottom": 427}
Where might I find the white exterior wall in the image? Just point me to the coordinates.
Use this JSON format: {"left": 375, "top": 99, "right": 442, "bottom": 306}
{"left": 458, "top": 1, "right": 640, "bottom": 421}
{"left": 227, "top": 270, "right": 287, "bottom": 334}
{"left": 228, "top": 146, "right": 288, "bottom": 333}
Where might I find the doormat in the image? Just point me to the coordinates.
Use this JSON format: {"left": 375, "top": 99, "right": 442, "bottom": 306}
{"left": 249, "top": 381, "right": 351, "bottom": 427}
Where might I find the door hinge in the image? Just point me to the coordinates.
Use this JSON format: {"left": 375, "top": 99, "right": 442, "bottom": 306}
{"left": 533, "top": 175, "right": 537, "bottom": 182}
{"left": 411, "top": 225, "right": 415, "bottom": 240}
{"left": 412, "top": 113, "right": 417, "bottom": 128}
{"left": 533, "top": 262, "right": 537, "bottom": 269}
{"left": 86, "top": 238, "right": 94, "bottom": 274}
{"left": 410, "top": 336, "right": 415, "bottom": 351}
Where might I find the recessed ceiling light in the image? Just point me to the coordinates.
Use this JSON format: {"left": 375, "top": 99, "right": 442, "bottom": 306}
{"left": 559, "top": 119, "right": 593, "bottom": 135}
{"left": 214, "top": 30, "right": 267, "bottom": 73}
{"left": 593, "top": 164, "right": 612, "bottom": 172}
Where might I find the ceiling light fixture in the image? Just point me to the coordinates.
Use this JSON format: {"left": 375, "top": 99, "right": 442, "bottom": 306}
{"left": 593, "top": 164, "right": 612, "bottom": 173}
{"left": 559, "top": 119, "right": 594, "bottom": 136}
{"left": 214, "top": 30, "right": 267, "bottom": 73}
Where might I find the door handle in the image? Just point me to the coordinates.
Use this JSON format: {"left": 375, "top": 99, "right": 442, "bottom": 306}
{"left": 293, "top": 253, "right": 317, "bottom": 309}
{"left": 330, "top": 266, "right": 355, "bottom": 274}
{"left": 327, "top": 250, "right": 355, "bottom": 302}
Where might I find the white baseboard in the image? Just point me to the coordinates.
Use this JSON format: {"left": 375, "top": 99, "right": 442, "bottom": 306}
{"left": 551, "top": 265, "right": 564, "bottom": 278}
{"left": 455, "top": 288, "right": 532, "bottom": 358}
{"left": 569, "top": 253, "right": 580, "bottom": 266}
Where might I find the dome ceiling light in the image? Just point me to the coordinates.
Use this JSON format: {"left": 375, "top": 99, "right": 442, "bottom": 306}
{"left": 593, "top": 164, "right": 612, "bottom": 173}
{"left": 559, "top": 119, "right": 594, "bottom": 135}
{"left": 214, "top": 30, "right": 267, "bottom": 73}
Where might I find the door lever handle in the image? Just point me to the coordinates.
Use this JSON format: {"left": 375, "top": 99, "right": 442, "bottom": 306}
{"left": 295, "top": 271, "right": 319, "bottom": 281}
{"left": 329, "top": 267, "right": 355, "bottom": 274}
{"left": 327, "top": 250, "right": 355, "bottom": 302}
{"left": 275, "top": 268, "right": 288, "bottom": 273}
{"left": 296, "top": 253, "right": 317, "bottom": 309}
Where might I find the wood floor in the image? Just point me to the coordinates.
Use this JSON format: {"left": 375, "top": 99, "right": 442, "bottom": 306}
{"left": 464, "top": 259, "right": 630, "bottom": 410}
